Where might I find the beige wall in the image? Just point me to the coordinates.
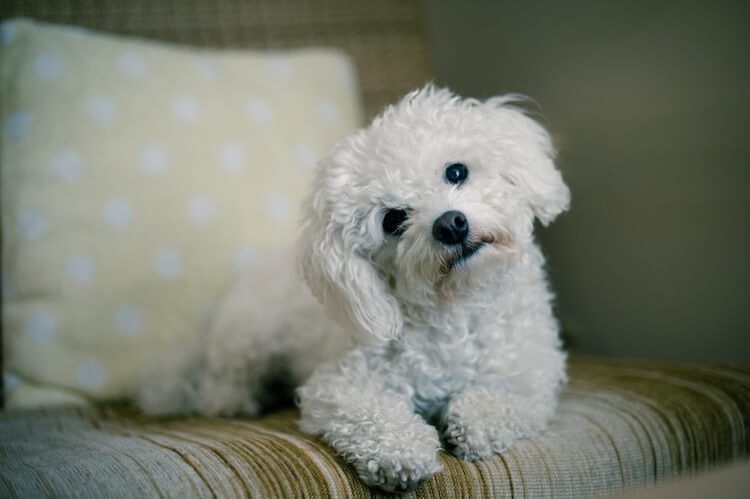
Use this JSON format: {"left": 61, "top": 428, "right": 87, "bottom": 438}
{"left": 427, "top": 0, "right": 749, "bottom": 363}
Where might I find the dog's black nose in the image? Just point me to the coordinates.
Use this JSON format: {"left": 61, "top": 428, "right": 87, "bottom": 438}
{"left": 432, "top": 210, "right": 469, "bottom": 245}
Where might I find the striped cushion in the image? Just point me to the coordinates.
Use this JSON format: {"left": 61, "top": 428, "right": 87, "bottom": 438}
{"left": 1, "top": 357, "right": 748, "bottom": 498}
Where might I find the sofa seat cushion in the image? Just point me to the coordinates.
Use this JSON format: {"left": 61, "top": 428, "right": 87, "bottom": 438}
{"left": 1, "top": 357, "right": 748, "bottom": 498}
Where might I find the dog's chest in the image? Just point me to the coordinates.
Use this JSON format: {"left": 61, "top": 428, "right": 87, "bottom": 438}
{"left": 387, "top": 322, "right": 487, "bottom": 415}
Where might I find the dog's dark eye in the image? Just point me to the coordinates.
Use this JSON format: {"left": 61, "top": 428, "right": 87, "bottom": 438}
{"left": 445, "top": 163, "right": 469, "bottom": 185}
{"left": 382, "top": 209, "right": 408, "bottom": 236}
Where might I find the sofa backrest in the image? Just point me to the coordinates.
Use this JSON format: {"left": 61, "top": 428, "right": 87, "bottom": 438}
{"left": 1, "top": 0, "right": 431, "bottom": 119}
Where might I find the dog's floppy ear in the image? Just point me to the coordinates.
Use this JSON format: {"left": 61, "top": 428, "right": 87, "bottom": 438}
{"left": 485, "top": 97, "right": 570, "bottom": 225}
{"left": 296, "top": 155, "right": 403, "bottom": 343}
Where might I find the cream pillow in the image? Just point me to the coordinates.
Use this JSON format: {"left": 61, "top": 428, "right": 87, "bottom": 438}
{"left": 0, "top": 19, "right": 363, "bottom": 408}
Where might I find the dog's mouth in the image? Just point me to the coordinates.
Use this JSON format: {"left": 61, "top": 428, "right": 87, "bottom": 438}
{"left": 442, "top": 233, "right": 496, "bottom": 272}
{"left": 454, "top": 242, "right": 484, "bottom": 266}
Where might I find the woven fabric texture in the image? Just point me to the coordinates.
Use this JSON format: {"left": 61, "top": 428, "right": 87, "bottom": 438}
{"left": 0, "top": 0, "right": 431, "bottom": 119}
{"left": 1, "top": 357, "right": 748, "bottom": 498}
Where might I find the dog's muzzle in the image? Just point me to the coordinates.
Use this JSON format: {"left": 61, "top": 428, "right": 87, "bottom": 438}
{"left": 433, "top": 211, "right": 496, "bottom": 272}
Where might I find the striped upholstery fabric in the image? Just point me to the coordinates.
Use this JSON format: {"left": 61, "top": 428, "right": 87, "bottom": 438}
{"left": 1, "top": 357, "right": 748, "bottom": 498}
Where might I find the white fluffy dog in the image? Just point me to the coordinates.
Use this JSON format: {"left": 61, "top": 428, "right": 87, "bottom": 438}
{"left": 138, "top": 85, "right": 570, "bottom": 492}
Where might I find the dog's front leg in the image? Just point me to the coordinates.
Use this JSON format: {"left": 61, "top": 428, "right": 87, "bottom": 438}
{"left": 298, "top": 354, "right": 442, "bottom": 492}
{"left": 440, "top": 386, "right": 555, "bottom": 461}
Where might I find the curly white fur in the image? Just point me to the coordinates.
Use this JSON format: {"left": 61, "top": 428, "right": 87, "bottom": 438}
{"left": 137, "top": 85, "right": 570, "bottom": 492}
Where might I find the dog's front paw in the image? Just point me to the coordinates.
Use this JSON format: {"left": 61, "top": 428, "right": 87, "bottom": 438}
{"left": 442, "top": 415, "right": 517, "bottom": 461}
{"left": 352, "top": 453, "right": 442, "bottom": 493}
{"left": 441, "top": 391, "right": 546, "bottom": 461}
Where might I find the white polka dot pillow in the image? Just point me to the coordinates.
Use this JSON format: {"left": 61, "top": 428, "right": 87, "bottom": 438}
{"left": 0, "top": 19, "right": 363, "bottom": 408}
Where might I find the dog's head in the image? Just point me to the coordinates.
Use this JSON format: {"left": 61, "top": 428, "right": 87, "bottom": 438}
{"left": 297, "top": 86, "right": 569, "bottom": 342}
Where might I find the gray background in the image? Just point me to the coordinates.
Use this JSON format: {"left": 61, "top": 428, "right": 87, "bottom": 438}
{"left": 426, "top": 0, "right": 749, "bottom": 363}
